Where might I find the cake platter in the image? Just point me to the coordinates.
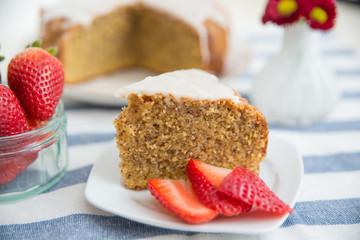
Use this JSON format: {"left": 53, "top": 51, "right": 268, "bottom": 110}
{"left": 84, "top": 135, "right": 303, "bottom": 234}
{"left": 63, "top": 30, "right": 253, "bottom": 106}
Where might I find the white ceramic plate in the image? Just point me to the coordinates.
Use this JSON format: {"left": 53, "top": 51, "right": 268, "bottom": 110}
{"left": 63, "top": 31, "right": 253, "bottom": 106}
{"left": 85, "top": 135, "right": 303, "bottom": 234}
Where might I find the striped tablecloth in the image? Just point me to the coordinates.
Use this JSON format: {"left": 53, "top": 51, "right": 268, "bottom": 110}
{"left": 1, "top": 26, "right": 360, "bottom": 240}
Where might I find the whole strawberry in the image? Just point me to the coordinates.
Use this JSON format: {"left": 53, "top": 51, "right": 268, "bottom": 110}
{"left": 0, "top": 85, "right": 38, "bottom": 184}
{"left": 0, "top": 85, "right": 30, "bottom": 137}
{"left": 7, "top": 42, "right": 64, "bottom": 122}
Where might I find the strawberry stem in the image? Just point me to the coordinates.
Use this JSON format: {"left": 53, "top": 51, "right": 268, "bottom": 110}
{"left": 25, "top": 40, "right": 58, "bottom": 56}
{"left": 0, "top": 45, "right": 4, "bottom": 62}
{"left": 26, "top": 40, "right": 42, "bottom": 49}
{"left": 46, "top": 47, "right": 58, "bottom": 57}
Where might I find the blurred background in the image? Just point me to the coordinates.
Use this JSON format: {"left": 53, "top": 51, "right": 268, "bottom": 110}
{"left": 0, "top": 0, "right": 359, "bottom": 103}
{"left": 1, "top": 0, "right": 359, "bottom": 66}
{"left": 222, "top": 0, "right": 360, "bottom": 53}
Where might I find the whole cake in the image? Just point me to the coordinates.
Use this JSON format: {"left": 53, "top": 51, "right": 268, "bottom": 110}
{"left": 113, "top": 69, "right": 269, "bottom": 190}
{"left": 40, "top": 0, "right": 229, "bottom": 84}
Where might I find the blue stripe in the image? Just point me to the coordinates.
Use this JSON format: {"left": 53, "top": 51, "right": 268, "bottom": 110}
{"left": 0, "top": 166, "right": 93, "bottom": 196}
{"left": 303, "top": 152, "right": 360, "bottom": 174}
{"left": 256, "top": 50, "right": 359, "bottom": 60}
{"left": 241, "top": 91, "right": 360, "bottom": 102}
{"left": 336, "top": 69, "right": 360, "bottom": 76}
{"left": 269, "top": 120, "right": 360, "bottom": 132}
{"left": 282, "top": 198, "right": 360, "bottom": 227}
{"left": 68, "top": 133, "right": 115, "bottom": 146}
{"left": 64, "top": 104, "right": 124, "bottom": 111}
{"left": 342, "top": 92, "right": 360, "bottom": 99}
{"left": 43, "top": 165, "right": 93, "bottom": 193}
{"left": 238, "top": 67, "right": 360, "bottom": 81}
{"left": 0, "top": 214, "right": 194, "bottom": 240}
{"left": 323, "top": 49, "right": 357, "bottom": 56}
{"left": 1, "top": 198, "right": 359, "bottom": 239}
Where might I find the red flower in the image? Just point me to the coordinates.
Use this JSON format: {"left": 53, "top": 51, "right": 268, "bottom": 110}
{"left": 304, "top": 0, "right": 336, "bottom": 30}
{"left": 262, "top": 0, "right": 305, "bottom": 26}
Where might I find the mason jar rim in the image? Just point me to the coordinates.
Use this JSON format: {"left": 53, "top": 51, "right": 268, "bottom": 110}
{"left": 0, "top": 100, "right": 66, "bottom": 157}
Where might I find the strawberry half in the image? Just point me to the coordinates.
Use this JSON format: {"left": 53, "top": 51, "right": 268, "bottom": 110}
{"left": 186, "top": 159, "right": 252, "bottom": 216}
{"left": 7, "top": 46, "right": 64, "bottom": 122}
{"left": 218, "top": 167, "right": 293, "bottom": 214}
{"left": 148, "top": 179, "right": 218, "bottom": 224}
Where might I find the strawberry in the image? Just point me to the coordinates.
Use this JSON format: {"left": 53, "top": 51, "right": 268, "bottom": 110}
{"left": 0, "top": 85, "right": 38, "bottom": 184}
{"left": 0, "top": 85, "right": 30, "bottom": 137}
{"left": 186, "top": 159, "right": 252, "bottom": 216}
{"left": 7, "top": 43, "right": 64, "bottom": 122}
{"left": 218, "top": 167, "right": 293, "bottom": 214}
{"left": 148, "top": 179, "right": 218, "bottom": 224}
{"left": 26, "top": 118, "right": 48, "bottom": 130}
{"left": 0, "top": 153, "right": 38, "bottom": 184}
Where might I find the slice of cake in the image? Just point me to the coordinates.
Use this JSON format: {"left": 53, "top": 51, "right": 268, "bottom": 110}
{"left": 113, "top": 69, "right": 269, "bottom": 190}
{"left": 40, "top": 0, "right": 229, "bottom": 84}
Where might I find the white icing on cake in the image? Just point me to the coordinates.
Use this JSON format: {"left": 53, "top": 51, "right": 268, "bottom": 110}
{"left": 42, "top": 0, "right": 135, "bottom": 27}
{"left": 41, "top": 0, "right": 228, "bottom": 65}
{"left": 115, "top": 69, "right": 242, "bottom": 104}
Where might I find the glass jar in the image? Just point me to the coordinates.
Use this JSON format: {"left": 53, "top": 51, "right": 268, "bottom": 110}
{"left": 251, "top": 23, "right": 339, "bottom": 126}
{"left": 0, "top": 101, "right": 68, "bottom": 202}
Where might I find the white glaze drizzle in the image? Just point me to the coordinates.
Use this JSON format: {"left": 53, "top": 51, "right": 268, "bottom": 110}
{"left": 115, "top": 69, "right": 242, "bottom": 104}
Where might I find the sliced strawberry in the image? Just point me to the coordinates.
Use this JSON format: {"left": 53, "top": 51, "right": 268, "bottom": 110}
{"left": 186, "top": 159, "right": 252, "bottom": 216}
{"left": 148, "top": 179, "right": 218, "bottom": 224}
{"left": 218, "top": 167, "right": 293, "bottom": 214}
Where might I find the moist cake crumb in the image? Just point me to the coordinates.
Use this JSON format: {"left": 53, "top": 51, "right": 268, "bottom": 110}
{"left": 113, "top": 70, "right": 268, "bottom": 190}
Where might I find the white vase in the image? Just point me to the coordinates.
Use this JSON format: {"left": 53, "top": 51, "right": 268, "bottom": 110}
{"left": 251, "top": 23, "right": 339, "bottom": 126}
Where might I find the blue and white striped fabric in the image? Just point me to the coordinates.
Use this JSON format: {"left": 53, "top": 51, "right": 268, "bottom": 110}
{"left": 1, "top": 26, "right": 360, "bottom": 240}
